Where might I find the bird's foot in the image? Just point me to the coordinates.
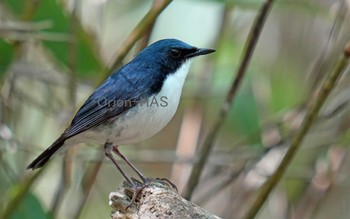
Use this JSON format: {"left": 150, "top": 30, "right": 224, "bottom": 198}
{"left": 123, "top": 178, "right": 145, "bottom": 209}
{"left": 123, "top": 177, "right": 178, "bottom": 209}
{"left": 139, "top": 177, "right": 178, "bottom": 192}
{"left": 126, "top": 185, "right": 147, "bottom": 209}
{"left": 148, "top": 177, "right": 178, "bottom": 192}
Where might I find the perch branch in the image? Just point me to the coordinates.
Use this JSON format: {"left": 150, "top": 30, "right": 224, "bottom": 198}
{"left": 109, "top": 178, "right": 221, "bottom": 219}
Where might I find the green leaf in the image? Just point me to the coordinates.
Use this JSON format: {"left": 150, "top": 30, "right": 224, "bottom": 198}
{"left": 4, "top": 0, "right": 104, "bottom": 78}
{"left": 3, "top": 0, "right": 22, "bottom": 14}
{"left": 35, "top": 1, "right": 104, "bottom": 77}
{"left": 230, "top": 85, "right": 261, "bottom": 143}
{"left": 269, "top": 63, "right": 304, "bottom": 112}
{"left": 0, "top": 40, "right": 14, "bottom": 79}
{"left": 9, "top": 192, "right": 51, "bottom": 219}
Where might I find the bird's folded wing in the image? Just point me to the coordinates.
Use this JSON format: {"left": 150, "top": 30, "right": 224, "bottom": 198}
{"left": 62, "top": 71, "right": 146, "bottom": 140}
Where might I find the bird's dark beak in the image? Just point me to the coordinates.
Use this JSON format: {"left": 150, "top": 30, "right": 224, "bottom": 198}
{"left": 185, "top": 48, "right": 215, "bottom": 58}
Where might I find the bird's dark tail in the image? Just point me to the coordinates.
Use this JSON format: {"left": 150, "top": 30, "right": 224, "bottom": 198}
{"left": 27, "top": 137, "right": 65, "bottom": 170}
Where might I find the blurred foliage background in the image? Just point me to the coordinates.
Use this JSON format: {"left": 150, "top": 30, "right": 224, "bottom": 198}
{"left": 1, "top": 0, "right": 350, "bottom": 218}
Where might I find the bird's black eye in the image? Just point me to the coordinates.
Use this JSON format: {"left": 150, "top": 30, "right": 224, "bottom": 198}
{"left": 170, "top": 49, "right": 181, "bottom": 58}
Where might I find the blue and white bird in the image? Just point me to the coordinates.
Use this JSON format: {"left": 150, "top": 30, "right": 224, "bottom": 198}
{"left": 27, "top": 39, "right": 215, "bottom": 187}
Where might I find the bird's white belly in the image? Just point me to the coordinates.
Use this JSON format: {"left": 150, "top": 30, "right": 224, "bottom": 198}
{"left": 68, "top": 61, "right": 192, "bottom": 146}
{"left": 108, "top": 94, "right": 178, "bottom": 144}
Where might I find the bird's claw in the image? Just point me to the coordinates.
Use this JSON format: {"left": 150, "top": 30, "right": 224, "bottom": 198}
{"left": 126, "top": 183, "right": 147, "bottom": 209}
{"left": 155, "top": 177, "right": 178, "bottom": 192}
{"left": 124, "top": 177, "right": 178, "bottom": 209}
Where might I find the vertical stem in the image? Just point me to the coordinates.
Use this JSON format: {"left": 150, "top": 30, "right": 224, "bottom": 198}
{"left": 184, "top": 0, "right": 275, "bottom": 200}
{"left": 243, "top": 42, "right": 350, "bottom": 219}
{"left": 135, "top": 0, "right": 161, "bottom": 53}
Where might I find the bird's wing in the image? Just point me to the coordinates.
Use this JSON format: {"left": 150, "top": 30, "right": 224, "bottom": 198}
{"left": 62, "top": 66, "right": 151, "bottom": 140}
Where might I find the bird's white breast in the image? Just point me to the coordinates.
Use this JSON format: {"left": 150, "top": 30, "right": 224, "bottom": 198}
{"left": 69, "top": 61, "right": 192, "bottom": 146}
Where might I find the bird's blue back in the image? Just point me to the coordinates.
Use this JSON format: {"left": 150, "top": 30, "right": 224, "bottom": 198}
{"left": 63, "top": 39, "right": 194, "bottom": 139}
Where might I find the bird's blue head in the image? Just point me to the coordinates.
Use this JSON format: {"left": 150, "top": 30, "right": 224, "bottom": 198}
{"left": 134, "top": 38, "right": 215, "bottom": 75}
{"left": 108, "top": 39, "right": 215, "bottom": 97}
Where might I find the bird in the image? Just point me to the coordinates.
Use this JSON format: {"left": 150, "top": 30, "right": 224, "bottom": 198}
{"left": 27, "top": 38, "right": 215, "bottom": 192}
